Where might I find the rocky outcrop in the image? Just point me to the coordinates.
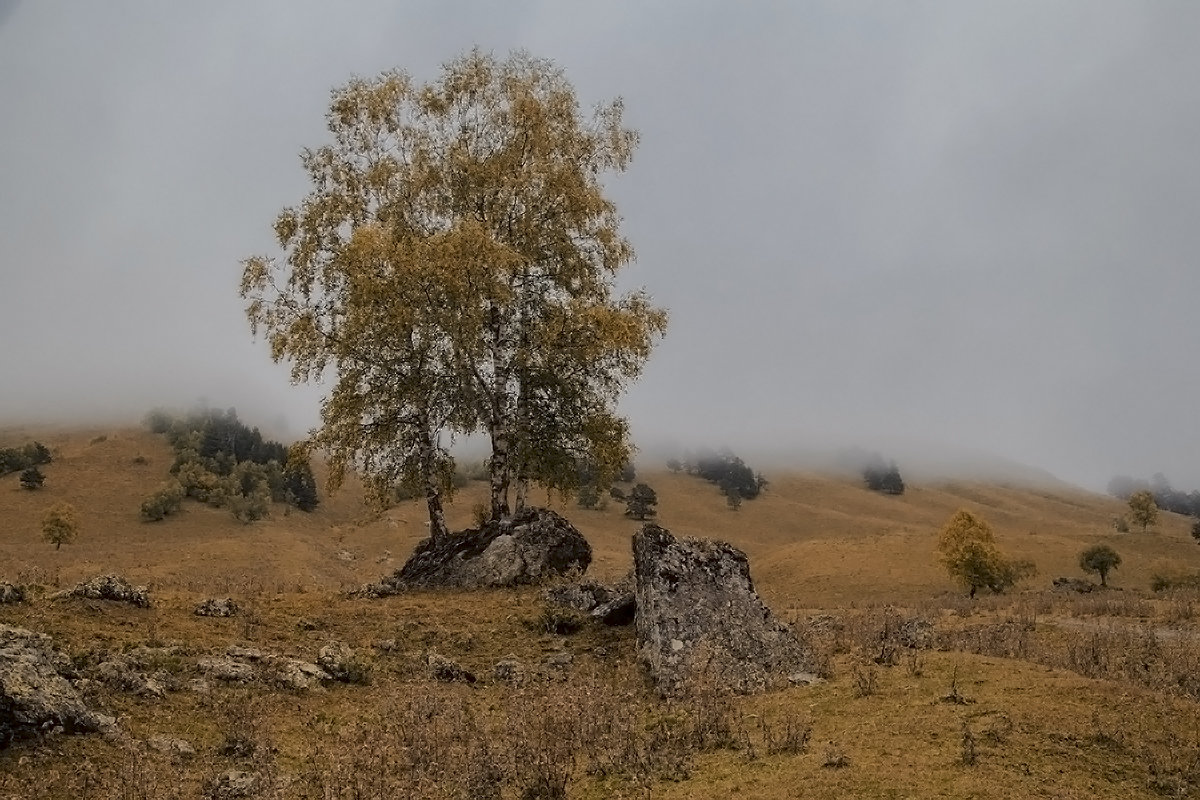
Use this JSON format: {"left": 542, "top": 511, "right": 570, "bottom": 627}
{"left": 59, "top": 575, "right": 151, "bottom": 608}
{"left": 0, "top": 625, "right": 112, "bottom": 747}
{"left": 197, "top": 646, "right": 330, "bottom": 691}
{"left": 317, "top": 641, "right": 367, "bottom": 683}
{"left": 195, "top": 598, "right": 239, "bottom": 617}
{"left": 633, "top": 525, "right": 815, "bottom": 695}
{"left": 365, "top": 508, "right": 592, "bottom": 594}
{"left": 0, "top": 583, "right": 26, "bottom": 604}
{"left": 427, "top": 652, "right": 475, "bottom": 683}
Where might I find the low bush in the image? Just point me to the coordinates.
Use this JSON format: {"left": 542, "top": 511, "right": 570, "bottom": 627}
{"left": 140, "top": 481, "right": 185, "bottom": 522}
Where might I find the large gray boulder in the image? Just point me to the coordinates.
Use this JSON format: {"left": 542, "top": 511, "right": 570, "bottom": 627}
{"left": 366, "top": 508, "right": 592, "bottom": 594}
{"left": 633, "top": 525, "right": 815, "bottom": 695}
{"left": 0, "top": 625, "right": 111, "bottom": 747}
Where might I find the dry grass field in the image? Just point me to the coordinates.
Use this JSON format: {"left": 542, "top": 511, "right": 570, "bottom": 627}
{"left": 4, "top": 424, "right": 1200, "bottom": 798}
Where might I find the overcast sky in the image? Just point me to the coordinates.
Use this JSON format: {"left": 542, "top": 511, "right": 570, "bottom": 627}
{"left": 2, "top": 1, "right": 1198, "bottom": 491}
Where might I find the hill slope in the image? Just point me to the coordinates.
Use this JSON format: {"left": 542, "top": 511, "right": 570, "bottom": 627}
{"left": 3, "top": 425, "right": 1196, "bottom": 605}
{"left": 4, "top": 425, "right": 1200, "bottom": 800}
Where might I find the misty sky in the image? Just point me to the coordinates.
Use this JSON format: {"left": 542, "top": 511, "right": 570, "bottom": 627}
{"left": 2, "top": 1, "right": 1199, "bottom": 492}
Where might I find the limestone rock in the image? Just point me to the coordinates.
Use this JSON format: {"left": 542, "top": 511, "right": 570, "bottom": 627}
{"left": 316, "top": 641, "right": 360, "bottom": 683}
{"left": 264, "top": 657, "right": 329, "bottom": 691}
{"left": 545, "top": 578, "right": 635, "bottom": 626}
{"left": 427, "top": 652, "right": 475, "bottom": 683}
{"left": 205, "top": 769, "right": 261, "bottom": 800}
{"left": 365, "top": 508, "right": 591, "bottom": 594}
{"left": 633, "top": 525, "right": 814, "bottom": 695}
{"left": 60, "top": 575, "right": 151, "bottom": 608}
{"left": 492, "top": 657, "right": 526, "bottom": 685}
{"left": 0, "top": 625, "right": 109, "bottom": 747}
{"left": 591, "top": 593, "right": 636, "bottom": 626}
{"left": 195, "top": 598, "right": 239, "bottom": 617}
{"left": 147, "top": 734, "right": 195, "bottom": 758}
{"left": 198, "top": 647, "right": 330, "bottom": 691}
{"left": 544, "top": 581, "right": 616, "bottom": 613}
{"left": 197, "top": 658, "right": 256, "bottom": 684}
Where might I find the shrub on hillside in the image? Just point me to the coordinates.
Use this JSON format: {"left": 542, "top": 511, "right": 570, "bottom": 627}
{"left": 176, "top": 460, "right": 223, "bottom": 503}
{"left": 0, "top": 441, "right": 51, "bottom": 476}
{"left": 19, "top": 466, "right": 45, "bottom": 490}
{"left": 1152, "top": 573, "right": 1200, "bottom": 593}
{"left": 140, "top": 481, "right": 185, "bottom": 522}
{"left": 230, "top": 487, "right": 271, "bottom": 524}
{"left": 685, "top": 447, "right": 767, "bottom": 501}
{"left": 862, "top": 456, "right": 905, "bottom": 495}
{"left": 625, "top": 483, "right": 658, "bottom": 520}
{"left": 149, "top": 407, "right": 316, "bottom": 513}
{"left": 576, "top": 483, "right": 601, "bottom": 509}
{"left": 283, "top": 447, "right": 319, "bottom": 512}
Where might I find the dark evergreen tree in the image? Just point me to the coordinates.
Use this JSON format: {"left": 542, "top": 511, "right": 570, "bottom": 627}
{"left": 625, "top": 483, "right": 658, "bottom": 520}
{"left": 577, "top": 483, "right": 600, "bottom": 509}
{"left": 283, "top": 452, "right": 320, "bottom": 512}
{"left": 863, "top": 457, "right": 905, "bottom": 495}
{"left": 19, "top": 466, "right": 44, "bottom": 490}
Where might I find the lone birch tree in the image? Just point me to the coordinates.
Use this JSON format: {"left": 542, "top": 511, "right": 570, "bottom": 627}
{"left": 241, "top": 49, "right": 666, "bottom": 537}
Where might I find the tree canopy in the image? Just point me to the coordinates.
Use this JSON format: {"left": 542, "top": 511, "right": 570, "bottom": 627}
{"left": 1127, "top": 490, "right": 1159, "bottom": 532}
{"left": 241, "top": 49, "right": 666, "bottom": 538}
{"left": 1079, "top": 544, "right": 1121, "bottom": 587}
{"left": 937, "top": 509, "right": 1033, "bottom": 597}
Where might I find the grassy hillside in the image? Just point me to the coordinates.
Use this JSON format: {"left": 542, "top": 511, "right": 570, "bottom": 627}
{"left": 3, "top": 425, "right": 1200, "bottom": 799}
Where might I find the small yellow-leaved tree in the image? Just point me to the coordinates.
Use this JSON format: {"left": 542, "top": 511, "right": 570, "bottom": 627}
{"left": 1127, "top": 490, "right": 1158, "bottom": 532}
{"left": 937, "top": 509, "right": 1034, "bottom": 597}
{"left": 41, "top": 502, "right": 79, "bottom": 550}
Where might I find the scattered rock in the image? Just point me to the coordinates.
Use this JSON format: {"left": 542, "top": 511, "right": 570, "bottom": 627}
{"left": 147, "top": 734, "right": 195, "bottom": 758}
{"left": 197, "top": 658, "right": 256, "bottom": 684}
{"left": 264, "top": 657, "right": 329, "bottom": 692}
{"left": 195, "top": 598, "right": 239, "bottom": 617}
{"left": 541, "top": 651, "right": 573, "bottom": 678}
{"left": 316, "top": 641, "right": 362, "bottom": 683}
{"left": 89, "top": 645, "right": 184, "bottom": 698}
{"left": 0, "top": 625, "right": 111, "bottom": 747}
{"left": 94, "top": 660, "right": 166, "bottom": 698}
{"left": 492, "top": 657, "right": 526, "bottom": 685}
{"left": 1053, "top": 577, "right": 1097, "bottom": 594}
{"left": 895, "top": 618, "right": 935, "bottom": 649}
{"left": 336, "top": 550, "right": 355, "bottom": 563}
{"left": 427, "top": 652, "right": 475, "bottom": 683}
{"left": 591, "top": 593, "right": 636, "bottom": 626}
{"left": 59, "top": 575, "right": 151, "bottom": 608}
{"left": 205, "top": 769, "right": 261, "bottom": 800}
{"left": 373, "top": 639, "right": 397, "bottom": 652}
{"left": 544, "top": 581, "right": 616, "bottom": 613}
{"left": 198, "top": 647, "right": 330, "bottom": 691}
{"left": 633, "top": 524, "right": 814, "bottom": 695}
{"left": 365, "top": 508, "right": 592, "bottom": 594}
{"left": 544, "top": 580, "right": 636, "bottom": 626}
{"left": 787, "top": 672, "right": 823, "bottom": 686}
{"left": 0, "top": 583, "right": 26, "bottom": 604}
